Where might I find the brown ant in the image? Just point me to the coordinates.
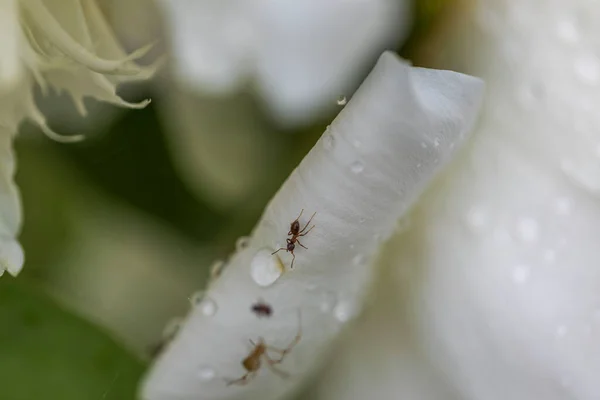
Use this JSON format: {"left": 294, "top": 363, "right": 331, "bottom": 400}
{"left": 226, "top": 311, "right": 302, "bottom": 386}
{"left": 271, "top": 209, "right": 316, "bottom": 268}
{"left": 251, "top": 299, "right": 273, "bottom": 318}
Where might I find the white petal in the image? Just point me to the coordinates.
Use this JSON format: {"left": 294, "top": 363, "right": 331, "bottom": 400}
{"left": 0, "top": 0, "right": 24, "bottom": 92}
{"left": 140, "top": 52, "right": 484, "bottom": 400}
{"left": 254, "top": 0, "right": 411, "bottom": 125}
{"left": 396, "top": 0, "right": 600, "bottom": 399}
{"left": 156, "top": 0, "right": 255, "bottom": 93}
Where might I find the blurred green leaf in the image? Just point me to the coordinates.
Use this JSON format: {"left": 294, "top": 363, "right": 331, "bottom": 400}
{"left": 0, "top": 278, "right": 145, "bottom": 400}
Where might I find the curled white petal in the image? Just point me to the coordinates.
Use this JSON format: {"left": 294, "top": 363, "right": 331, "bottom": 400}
{"left": 140, "top": 51, "right": 484, "bottom": 400}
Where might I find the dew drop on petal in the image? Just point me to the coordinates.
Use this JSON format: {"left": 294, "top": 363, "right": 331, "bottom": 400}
{"left": 420, "top": 142, "right": 428, "bottom": 149}
{"left": 251, "top": 248, "right": 284, "bottom": 287}
{"left": 352, "top": 254, "right": 366, "bottom": 266}
{"left": 433, "top": 137, "right": 441, "bottom": 147}
{"left": 512, "top": 265, "right": 530, "bottom": 284}
{"left": 236, "top": 236, "right": 250, "bottom": 251}
{"left": 189, "top": 290, "right": 205, "bottom": 306}
{"left": 199, "top": 297, "right": 218, "bottom": 317}
{"left": 336, "top": 96, "right": 347, "bottom": 106}
{"left": 323, "top": 131, "right": 335, "bottom": 150}
{"left": 465, "top": 207, "right": 488, "bottom": 231}
{"left": 197, "top": 366, "right": 216, "bottom": 381}
{"left": 352, "top": 139, "right": 362, "bottom": 148}
{"left": 162, "top": 317, "right": 183, "bottom": 339}
{"left": 350, "top": 161, "right": 364, "bottom": 174}
{"left": 333, "top": 300, "right": 358, "bottom": 323}
{"left": 319, "top": 291, "right": 337, "bottom": 313}
{"left": 516, "top": 217, "right": 539, "bottom": 242}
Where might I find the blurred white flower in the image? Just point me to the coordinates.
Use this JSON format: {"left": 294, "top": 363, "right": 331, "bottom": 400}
{"left": 140, "top": 52, "right": 484, "bottom": 400}
{"left": 0, "top": 0, "right": 158, "bottom": 277}
{"left": 310, "top": 0, "right": 600, "bottom": 399}
{"left": 156, "top": 0, "right": 411, "bottom": 125}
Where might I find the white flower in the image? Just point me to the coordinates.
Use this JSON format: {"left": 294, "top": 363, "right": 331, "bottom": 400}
{"left": 0, "top": 0, "right": 158, "bottom": 277}
{"left": 156, "top": 0, "right": 411, "bottom": 125}
{"left": 309, "top": 0, "right": 600, "bottom": 399}
{"left": 140, "top": 51, "right": 484, "bottom": 400}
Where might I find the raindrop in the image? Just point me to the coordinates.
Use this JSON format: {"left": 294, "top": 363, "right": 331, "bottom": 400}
{"left": 465, "top": 207, "right": 488, "bottom": 230}
{"left": 210, "top": 260, "right": 225, "bottom": 280}
{"left": 554, "top": 197, "right": 572, "bottom": 216}
{"left": 352, "top": 254, "right": 366, "bottom": 266}
{"left": 556, "top": 18, "right": 579, "bottom": 44}
{"left": 197, "top": 366, "right": 216, "bottom": 381}
{"left": 236, "top": 236, "right": 250, "bottom": 251}
{"left": 350, "top": 161, "right": 364, "bottom": 174}
{"left": 516, "top": 217, "right": 539, "bottom": 242}
{"left": 323, "top": 130, "right": 334, "bottom": 150}
{"left": 543, "top": 249, "right": 556, "bottom": 263}
{"left": 189, "top": 290, "right": 205, "bottom": 306}
{"left": 336, "top": 96, "right": 347, "bottom": 106}
{"left": 512, "top": 265, "right": 530, "bottom": 284}
{"left": 251, "top": 248, "right": 284, "bottom": 287}
{"left": 574, "top": 54, "right": 600, "bottom": 84}
{"left": 433, "top": 137, "right": 441, "bottom": 147}
{"left": 319, "top": 291, "right": 337, "bottom": 313}
{"left": 199, "top": 297, "right": 218, "bottom": 317}
{"left": 333, "top": 300, "right": 358, "bottom": 323}
{"left": 162, "top": 317, "right": 183, "bottom": 339}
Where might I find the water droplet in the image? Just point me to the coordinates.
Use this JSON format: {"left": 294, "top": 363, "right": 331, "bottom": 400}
{"left": 416, "top": 163, "right": 422, "bottom": 169}
{"left": 319, "top": 291, "right": 337, "bottom": 313}
{"left": 323, "top": 131, "right": 335, "bottom": 150}
{"left": 512, "top": 265, "right": 530, "bottom": 284}
{"left": 333, "top": 300, "right": 358, "bottom": 323}
{"left": 543, "top": 249, "right": 556, "bottom": 263}
{"left": 350, "top": 161, "right": 364, "bottom": 174}
{"left": 433, "top": 137, "right": 441, "bottom": 147}
{"left": 162, "top": 317, "right": 183, "bottom": 339}
{"left": 336, "top": 96, "right": 347, "bottom": 106}
{"left": 466, "top": 207, "right": 488, "bottom": 230}
{"left": 236, "top": 236, "right": 250, "bottom": 251}
{"left": 556, "top": 325, "right": 568, "bottom": 338}
{"left": 210, "top": 260, "right": 225, "bottom": 280}
{"left": 251, "top": 248, "right": 284, "bottom": 287}
{"left": 199, "top": 297, "right": 218, "bottom": 316}
{"left": 420, "top": 142, "right": 428, "bottom": 149}
{"left": 352, "top": 254, "right": 366, "bottom": 266}
{"left": 189, "top": 290, "right": 205, "bottom": 306}
{"left": 554, "top": 197, "right": 572, "bottom": 215}
{"left": 574, "top": 54, "right": 600, "bottom": 84}
{"left": 197, "top": 366, "right": 216, "bottom": 381}
{"left": 516, "top": 217, "right": 539, "bottom": 242}
{"left": 557, "top": 18, "right": 579, "bottom": 43}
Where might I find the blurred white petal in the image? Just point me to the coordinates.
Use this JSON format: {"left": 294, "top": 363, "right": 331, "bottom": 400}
{"left": 0, "top": 0, "right": 158, "bottom": 276}
{"left": 141, "top": 52, "right": 483, "bottom": 400}
{"left": 158, "top": 0, "right": 410, "bottom": 125}
{"left": 371, "top": 0, "right": 600, "bottom": 399}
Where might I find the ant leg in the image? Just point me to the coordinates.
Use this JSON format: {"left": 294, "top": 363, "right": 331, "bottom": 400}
{"left": 289, "top": 252, "right": 296, "bottom": 269}
{"left": 298, "top": 224, "right": 315, "bottom": 237}
{"left": 266, "top": 310, "right": 302, "bottom": 360}
{"left": 263, "top": 355, "right": 290, "bottom": 379}
{"left": 298, "top": 212, "right": 316, "bottom": 234}
{"left": 271, "top": 247, "right": 287, "bottom": 255}
{"left": 296, "top": 239, "right": 308, "bottom": 250}
{"left": 225, "top": 371, "right": 254, "bottom": 386}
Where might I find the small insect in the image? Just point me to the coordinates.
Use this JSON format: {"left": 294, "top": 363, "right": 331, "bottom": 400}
{"left": 251, "top": 300, "right": 273, "bottom": 318}
{"left": 226, "top": 311, "right": 302, "bottom": 386}
{"left": 271, "top": 209, "right": 316, "bottom": 268}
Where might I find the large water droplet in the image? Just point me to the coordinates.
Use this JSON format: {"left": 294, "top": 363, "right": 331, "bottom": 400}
{"left": 236, "top": 236, "right": 250, "bottom": 251}
{"left": 574, "top": 54, "right": 600, "bottom": 84}
{"left": 199, "top": 297, "right": 218, "bottom": 316}
{"left": 333, "top": 300, "right": 358, "bottom": 323}
{"left": 251, "top": 248, "right": 284, "bottom": 287}
{"left": 516, "top": 217, "right": 539, "bottom": 242}
{"left": 197, "top": 366, "right": 216, "bottom": 381}
{"left": 350, "top": 161, "right": 364, "bottom": 174}
{"left": 512, "top": 265, "right": 530, "bottom": 284}
{"left": 336, "top": 96, "right": 347, "bottom": 106}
